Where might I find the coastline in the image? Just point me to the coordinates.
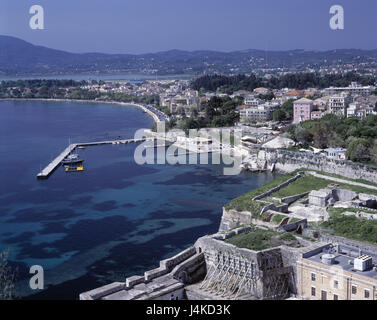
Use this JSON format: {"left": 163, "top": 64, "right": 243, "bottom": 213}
{"left": 0, "top": 98, "right": 162, "bottom": 124}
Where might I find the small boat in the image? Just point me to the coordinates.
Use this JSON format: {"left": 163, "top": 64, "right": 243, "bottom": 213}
{"left": 61, "top": 154, "right": 84, "bottom": 165}
{"left": 65, "top": 165, "right": 84, "bottom": 172}
{"left": 78, "top": 146, "right": 86, "bottom": 150}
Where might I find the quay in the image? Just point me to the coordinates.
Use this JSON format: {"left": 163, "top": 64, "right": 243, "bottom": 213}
{"left": 37, "top": 138, "right": 149, "bottom": 179}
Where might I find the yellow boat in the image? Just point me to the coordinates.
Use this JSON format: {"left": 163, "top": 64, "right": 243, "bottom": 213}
{"left": 65, "top": 166, "right": 84, "bottom": 172}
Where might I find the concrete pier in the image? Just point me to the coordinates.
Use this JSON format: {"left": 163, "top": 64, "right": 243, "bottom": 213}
{"left": 37, "top": 138, "right": 148, "bottom": 179}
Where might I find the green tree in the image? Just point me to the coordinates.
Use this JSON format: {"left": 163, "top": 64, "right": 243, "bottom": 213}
{"left": 346, "top": 138, "right": 370, "bottom": 162}
{"left": 281, "top": 100, "right": 294, "bottom": 120}
{"left": 371, "top": 140, "right": 377, "bottom": 163}
{"left": 294, "top": 126, "right": 313, "bottom": 146}
{"left": 273, "top": 109, "right": 286, "bottom": 122}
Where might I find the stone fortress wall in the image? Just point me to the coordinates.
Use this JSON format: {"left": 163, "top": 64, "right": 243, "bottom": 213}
{"left": 80, "top": 246, "right": 205, "bottom": 300}
{"left": 257, "top": 148, "right": 377, "bottom": 182}
{"left": 80, "top": 224, "right": 323, "bottom": 300}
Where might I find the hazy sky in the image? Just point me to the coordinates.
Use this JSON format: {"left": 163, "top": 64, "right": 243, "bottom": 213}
{"left": 0, "top": 0, "right": 376, "bottom": 54}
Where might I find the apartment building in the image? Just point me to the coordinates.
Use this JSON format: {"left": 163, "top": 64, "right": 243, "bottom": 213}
{"left": 239, "top": 105, "right": 270, "bottom": 122}
{"left": 329, "top": 94, "right": 351, "bottom": 118}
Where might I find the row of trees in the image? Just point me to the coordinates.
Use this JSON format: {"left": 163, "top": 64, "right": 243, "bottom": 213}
{"left": 0, "top": 79, "right": 84, "bottom": 89}
{"left": 285, "top": 114, "right": 377, "bottom": 163}
{"left": 192, "top": 72, "right": 375, "bottom": 94}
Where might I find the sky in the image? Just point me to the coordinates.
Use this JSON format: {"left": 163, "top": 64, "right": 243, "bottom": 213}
{"left": 0, "top": 0, "right": 376, "bottom": 54}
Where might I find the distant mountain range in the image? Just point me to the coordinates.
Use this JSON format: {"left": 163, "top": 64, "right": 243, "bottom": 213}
{"left": 1, "top": 35, "right": 377, "bottom": 77}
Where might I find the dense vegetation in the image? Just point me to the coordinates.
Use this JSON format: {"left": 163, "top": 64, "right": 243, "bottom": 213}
{"left": 321, "top": 213, "right": 377, "bottom": 244}
{"left": 272, "top": 99, "right": 294, "bottom": 121}
{"left": 171, "top": 96, "right": 241, "bottom": 131}
{"left": 192, "top": 72, "right": 375, "bottom": 94}
{"left": 285, "top": 114, "right": 377, "bottom": 163}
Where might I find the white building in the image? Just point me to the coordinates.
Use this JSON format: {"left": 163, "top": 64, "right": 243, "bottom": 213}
{"left": 244, "top": 97, "right": 264, "bottom": 107}
{"left": 329, "top": 94, "right": 351, "bottom": 118}
{"left": 324, "top": 148, "right": 347, "bottom": 160}
{"left": 325, "top": 82, "right": 374, "bottom": 97}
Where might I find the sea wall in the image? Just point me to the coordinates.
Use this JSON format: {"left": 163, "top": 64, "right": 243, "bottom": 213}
{"left": 258, "top": 148, "right": 377, "bottom": 182}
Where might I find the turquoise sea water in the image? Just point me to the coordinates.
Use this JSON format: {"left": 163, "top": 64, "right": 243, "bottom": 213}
{"left": 0, "top": 100, "right": 277, "bottom": 299}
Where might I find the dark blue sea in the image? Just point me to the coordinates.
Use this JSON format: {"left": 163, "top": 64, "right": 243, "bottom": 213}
{"left": 0, "top": 100, "right": 277, "bottom": 299}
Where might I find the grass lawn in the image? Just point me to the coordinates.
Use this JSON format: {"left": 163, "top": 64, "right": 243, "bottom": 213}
{"left": 306, "top": 169, "right": 377, "bottom": 188}
{"left": 272, "top": 174, "right": 377, "bottom": 198}
{"left": 225, "top": 169, "right": 302, "bottom": 213}
{"left": 226, "top": 226, "right": 301, "bottom": 251}
{"left": 273, "top": 175, "right": 330, "bottom": 198}
{"left": 272, "top": 214, "right": 286, "bottom": 224}
{"left": 321, "top": 212, "right": 377, "bottom": 244}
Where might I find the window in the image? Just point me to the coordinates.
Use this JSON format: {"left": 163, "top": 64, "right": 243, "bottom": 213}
{"left": 333, "top": 294, "right": 339, "bottom": 300}
{"left": 311, "top": 287, "right": 316, "bottom": 297}
{"left": 321, "top": 290, "right": 327, "bottom": 300}
{"left": 352, "top": 285, "right": 357, "bottom": 295}
{"left": 365, "top": 290, "right": 370, "bottom": 299}
{"left": 311, "top": 273, "right": 316, "bottom": 281}
{"left": 333, "top": 280, "right": 338, "bottom": 289}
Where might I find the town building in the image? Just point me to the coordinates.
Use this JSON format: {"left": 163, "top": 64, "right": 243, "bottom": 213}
{"left": 347, "top": 103, "right": 361, "bottom": 118}
{"left": 160, "top": 90, "right": 200, "bottom": 113}
{"left": 284, "top": 90, "right": 305, "bottom": 100}
{"left": 329, "top": 94, "right": 351, "bottom": 118}
{"left": 310, "top": 110, "right": 327, "bottom": 120}
{"left": 239, "top": 102, "right": 279, "bottom": 123}
{"left": 325, "top": 82, "right": 375, "bottom": 97}
{"left": 244, "top": 96, "right": 264, "bottom": 107}
{"left": 293, "top": 98, "right": 314, "bottom": 124}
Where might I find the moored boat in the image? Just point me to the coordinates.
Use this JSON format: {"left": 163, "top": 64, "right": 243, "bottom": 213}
{"left": 61, "top": 153, "right": 84, "bottom": 165}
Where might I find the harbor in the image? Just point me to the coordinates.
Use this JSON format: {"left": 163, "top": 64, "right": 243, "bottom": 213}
{"left": 37, "top": 138, "right": 149, "bottom": 179}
